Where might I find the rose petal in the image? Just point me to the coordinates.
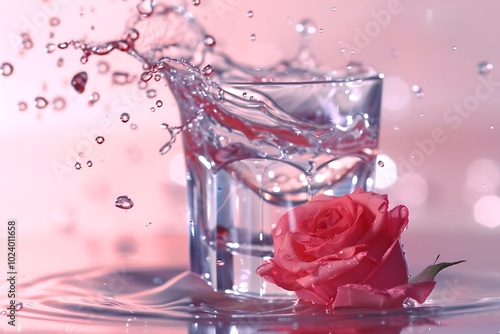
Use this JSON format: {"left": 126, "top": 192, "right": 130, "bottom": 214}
{"left": 332, "top": 281, "right": 436, "bottom": 309}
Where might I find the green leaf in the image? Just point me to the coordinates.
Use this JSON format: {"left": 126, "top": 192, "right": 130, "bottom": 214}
{"left": 409, "top": 260, "right": 466, "bottom": 283}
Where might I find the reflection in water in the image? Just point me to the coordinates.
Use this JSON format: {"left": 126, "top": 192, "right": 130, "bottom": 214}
{"left": 11, "top": 265, "right": 500, "bottom": 333}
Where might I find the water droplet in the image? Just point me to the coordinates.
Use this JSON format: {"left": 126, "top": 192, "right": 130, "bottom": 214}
{"left": 58, "top": 42, "right": 69, "bottom": 49}
{"left": 88, "top": 92, "right": 100, "bottom": 106}
{"left": 150, "top": 107, "right": 155, "bottom": 112}
{"left": 115, "top": 195, "right": 134, "bottom": 209}
{"left": 192, "top": 0, "right": 201, "bottom": 5}
{"left": 412, "top": 85, "right": 424, "bottom": 98}
{"left": 319, "top": 28, "right": 324, "bottom": 33}
{"left": 14, "top": 302, "right": 23, "bottom": 311}
{"left": 477, "top": 61, "right": 493, "bottom": 75}
{"left": 112, "top": 72, "right": 131, "bottom": 85}
{"left": 247, "top": 10, "right": 253, "bottom": 18}
{"left": 34, "top": 97, "right": 48, "bottom": 109}
{"left": 332, "top": 7, "right": 337, "bottom": 11}
{"left": 160, "top": 123, "right": 168, "bottom": 130}
{"left": 120, "top": 113, "right": 130, "bottom": 123}
{"left": 21, "top": 33, "right": 33, "bottom": 49}
{"left": 1, "top": 310, "right": 6, "bottom": 315}
{"left": 18, "top": 101, "right": 27, "bottom": 111}
{"left": 86, "top": 160, "right": 93, "bottom": 167}
{"left": 137, "top": 80, "right": 147, "bottom": 90}
{"left": 57, "top": 58, "right": 64, "bottom": 67}
{"left": 71, "top": 72, "right": 88, "bottom": 94}
{"left": 274, "top": 227, "right": 283, "bottom": 237}
{"left": 202, "top": 64, "right": 214, "bottom": 76}
{"left": 250, "top": 33, "right": 256, "bottom": 41}
{"left": 146, "top": 89, "right": 157, "bottom": 98}
{"left": 96, "top": 61, "right": 110, "bottom": 74}
{"left": 1, "top": 63, "right": 14, "bottom": 76}
{"left": 137, "top": 0, "right": 155, "bottom": 17}
{"left": 95, "top": 136, "right": 105, "bottom": 144}
{"left": 78, "top": 152, "right": 84, "bottom": 157}
{"left": 156, "top": 100, "right": 163, "bottom": 108}
{"left": 130, "top": 123, "right": 138, "bottom": 130}
{"left": 452, "top": 45, "right": 458, "bottom": 51}
{"left": 80, "top": 55, "right": 88, "bottom": 64}
{"left": 216, "top": 259, "right": 225, "bottom": 267}
{"left": 203, "top": 35, "right": 216, "bottom": 47}
{"left": 45, "top": 43, "right": 56, "bottom": 53}
{"left": 75, "top": 162, "right": 82, "bottom": 170}
{"left": 154, "top": 74, "right": 162, "bottom": 82}
{"left": 490, "top": 125, "right": 494, "bottom": 130}
{"left": 378, "top": 160, "right": 385, "bottom": 167}
{"left": 50, "top": 17, "right": 60, "bottom": 26}
{"left": 140, "top": 71, "right": 153, "bottom": 82}
{"left": 52, "top": 97, "right": 66, "bottom": 111}
{"left": 295, "top": 19, "right": 317, "bottom": 35}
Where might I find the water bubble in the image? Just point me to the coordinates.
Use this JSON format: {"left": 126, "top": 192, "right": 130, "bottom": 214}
{"left": 412, "top": 85, "right": 424, "bottom": 98}
{"left": 18, "top": 101, "right": 27, "bottom": 111}
{"left": 250, "top": 33, "right": 256, "bottom": 41}
{"left": 192, "top": 0, "right": 201, "bottom": 5}
{"left": 86, "top": 160, "right": 93, "bottom": 167}
{"left": 95, "top": 136, "right": 105, "bottom": 144}
{"left": 21, "top": 33, "right": 33, "bottom": 49}
{"left": 156, "top": 100, "right": 163, "bottom": 108}
{"left": 247, "top": 10, "right": 253, "bottom": 18}
{"left": 14, "top": 302, "right": 23, "bottom": 311}
{"left": 34, "top": 97, "right": 48, "bottom": 109}
{"left": 45, "top": 43, "right": 56, "bottom": 53}
{"left": 75, "top": 162, "right": 82, "bottom": 170}
{"left": 477, "top": 61, "right": 493, "bottom": 75}
{"left": 202, "top": 64, "right": 214, "bottom": 76}
{"left": 58, "top": 42, "right": 69, "bottom": 49}
{"left": 1, "top": 62, "right": 14, "bottom": 76}
{"left": 137, "top": 0, "right": 155, "bottom": 17}
{"left": 115, "top": 195, "right": 134, "bottom": 210}
{"left": 120, "top": 113, "right": 130, "bottom": 123}
{"left": 96, "top": 61, "right": 110, "bottom": 74}
{"left": 378, "top": 160, "right": 385, "bottom": 167}
{"left": 146, "top": 89, "right": 157, "bottom": 98}
{"left": 203, "top": 35, "right": 216, "bottom": 47}
{"left": 57, "top": 58, "right": 64, "bottom": 67}
{"left": 71, "top": 72, "right": 88, "bottom": 94}
{"left": 295, "top": 19, "right": 317, "bottom": 35}
{"left": 52, "top": 97, "right": 66, "bottom": 111}
{"left": 112, "top": 72, "right": 131, "bottom": 85}
{"left": 50, "top": 17, "right": 60, "bottom": 26}
{"left": 130, "top": 123, "right": 138, "bottom": 130}
{"left": 88, "top": 92, "right": 100, "bottom": 106}
{"left": 216, "top": 259, "right": 225, "bottom": 267}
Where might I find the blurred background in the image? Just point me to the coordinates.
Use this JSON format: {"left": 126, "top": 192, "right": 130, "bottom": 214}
{"left": 0, "top": 0, "right": 499, "bottom": 285}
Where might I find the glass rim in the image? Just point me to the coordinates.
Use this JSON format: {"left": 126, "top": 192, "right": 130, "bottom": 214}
{"left": 216, "top": 73, "right": 384, "bottom": 87}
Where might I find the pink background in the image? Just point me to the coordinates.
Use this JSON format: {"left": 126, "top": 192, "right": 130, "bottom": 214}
{"left": 0, "top": 0, "right": 499, "bottom": 293}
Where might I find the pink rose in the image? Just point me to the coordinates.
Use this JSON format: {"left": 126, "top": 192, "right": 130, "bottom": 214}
{"left": 256, "top": 188, "right": 436, "bottom": 309}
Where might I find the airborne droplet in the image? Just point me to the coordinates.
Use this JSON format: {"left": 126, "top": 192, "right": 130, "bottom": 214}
{"left": 216, "top": 259, "right": 225, "bottom": 267}
{"left": 136, "top": 0, "right": 155, "bottom": 17}
{"left": 477, "top": 61, "right": 493, "bottom": 75}
{"left": 295, "top": 19, "right": 317, "bottom": 35}
{"left": 1, "top": 63, "right": 14, "bottom": 76}
{"left": 45, "top": 43, "right": 56, "bottom": 53}
{"left": 412, "top": 85, "right": 424, "bottom": 98}
{"left": 50, "top": 17, "right": 60, "bottom": 26}
{"left": 34, "top": 97, "right": 48, "bottom": 109}
{"left": 146, "top": 89, "right": 157, "bottom": 98}
{"left": 203, "top": 35, "right": 216, "bottom": 47}
{"left": 250, "top": 33, "right": 256, "bottom": 41}
{"left": 202, "top": 64, "right": 214, "bottom": 76}
{"left": 115, "top": 196, "right": 134, "bottom": 209}
{"left": 247, "top": 10, "right": 254, "bottom": 18}
{"left": 112, "top": 72, "right": 131, "bottom": 85}
{"left": 52, "top": 97, "right": 66, "bottom": 111}
{"left": 378, "top": 160, "right": 385, "bottom": 167}
{"left": 18, "top": 101, "right": 27, "bottom": 111}
{"left": 156, "top": 100, "right": 163, "bottom": 108}
{"left": 71, "top": 72, "right": 88, "bottom": 94}
{"left": 95, "top": 136, "right": 105, "bottom": 144}
{"left": 120, "top": 113, "right": 130, "bottom": 123}
{"left": 75, "top": 162, "right": 82, "bottom": 170}
{"left": 88, "top": 92, "right": 100, "bottom": 106}
{"left": 192, "top": 0, "right": 201, "bottom": 5}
